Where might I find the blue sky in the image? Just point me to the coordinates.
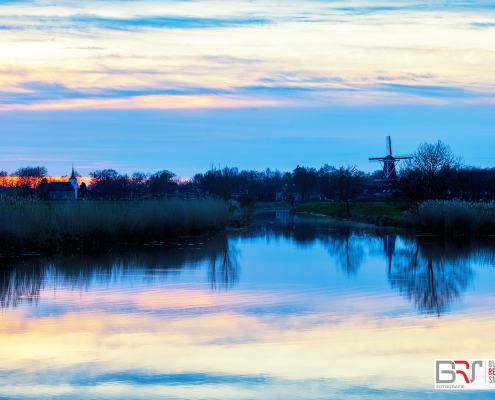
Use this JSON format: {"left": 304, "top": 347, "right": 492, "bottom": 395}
{"left": 1, "top": 0, "right": 495, "bottom": 177}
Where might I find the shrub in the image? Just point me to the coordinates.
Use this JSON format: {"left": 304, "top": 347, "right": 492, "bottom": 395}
{"left": 240, "top": 193, "right": 251, "bottom": 207}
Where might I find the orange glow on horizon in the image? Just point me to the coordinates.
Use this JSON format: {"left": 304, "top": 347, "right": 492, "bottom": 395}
{"left": 0, "top": 176, "right": 91, "bottom": 187}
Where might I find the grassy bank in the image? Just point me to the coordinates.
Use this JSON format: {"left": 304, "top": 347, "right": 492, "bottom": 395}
{"left": 0, "top": 198, "right": 230, "bottom": 252}
{"left": 251, "top": 202, "right": 290, "bottom": 210}
{"left": 296, "top": 200, "right": 495, "bottom": 235}
{"left": 295, "top": 202, "right": 409, "bottom": 226}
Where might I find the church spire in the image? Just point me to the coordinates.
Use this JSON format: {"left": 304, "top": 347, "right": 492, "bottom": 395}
{"left": 69, "top": 163, "right": 78, "bottom": 199}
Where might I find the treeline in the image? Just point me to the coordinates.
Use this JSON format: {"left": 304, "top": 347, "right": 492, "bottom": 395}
{"left": 84, "top": 165, "right": 381, "bottom": 202}
{"left": 0, "top": 164, "right": 375, "bottom": 202}
{"left": 2, "top": 141, "right": 495, "bottom": 205}
{"left": 87, "top": 169, "right": 179, "bottom": 199}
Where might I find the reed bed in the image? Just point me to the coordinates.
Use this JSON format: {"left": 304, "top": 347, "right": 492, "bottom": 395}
{"left": 0, "top": 198, "right": 230, "bottom": 249}
{"left": 411, "top": 199, "right": 495, "bottom": 234}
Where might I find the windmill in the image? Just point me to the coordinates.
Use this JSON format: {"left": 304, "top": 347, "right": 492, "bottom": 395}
{"left": 369, "top": 136, "right": 412, "bottom": 183}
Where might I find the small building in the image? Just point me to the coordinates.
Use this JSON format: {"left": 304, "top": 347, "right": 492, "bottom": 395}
{"left": 44, "top": 166, "right": 78, "bottom": 200}
{"left": 182, "top": 188, "right": 205, "bottom": 199}
{"left": 46, "top": 182, "right": 75, "bottom": 200}
{"left": 276, "top": 184, "right": 302, "bottom": 202}
{"left": 360, "top": 183, "right": 395, "bottom": 201}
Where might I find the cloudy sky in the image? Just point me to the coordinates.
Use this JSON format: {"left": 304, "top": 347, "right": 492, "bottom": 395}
{"left": 1, "top": 0, "right": 495, "bottom": 177}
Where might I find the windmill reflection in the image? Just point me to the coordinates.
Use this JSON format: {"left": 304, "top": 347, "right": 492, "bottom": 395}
{"left": 383, "top": 234, "right": 396, "bottom": 274}
{"left": 389, "top": 239, "right": 474, "bottom": 316}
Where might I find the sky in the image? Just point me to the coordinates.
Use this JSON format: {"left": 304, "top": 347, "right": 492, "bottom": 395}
{"left": 1, "top": 0, "right": 495, "bottom": 178}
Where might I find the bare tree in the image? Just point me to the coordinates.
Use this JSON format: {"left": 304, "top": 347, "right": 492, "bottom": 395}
{"left": 397, "top": 141, "right": 462, "bottom": 209}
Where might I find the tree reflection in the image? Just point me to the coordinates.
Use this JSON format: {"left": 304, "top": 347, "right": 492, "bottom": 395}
{"left": 243, "top": 213, "right": 492, "bottom": 316}
{"left": 389, "top": 238, "right": 474, "bottom": 316}
{"left": 1, "top": 212, "right": 493, "bottom": 315}
{"left": 0, "top": 234, "right": 240, "bottom": 308}
{"left": 208, "top": 243, "right": 240, "bottom": 290}
{"left": 325, "top": 227, "right": 364, "bottom": 276}
{"left": 240, "top": 212, "right": 368, "bottom": 275}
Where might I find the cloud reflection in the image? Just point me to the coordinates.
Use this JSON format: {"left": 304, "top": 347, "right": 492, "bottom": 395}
{"left": 0, "top": 216, "right": 495, "bottom": 398}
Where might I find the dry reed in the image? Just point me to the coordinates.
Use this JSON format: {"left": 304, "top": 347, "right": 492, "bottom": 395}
{"left": 0, "top": 198, "right": 230, "bottom": 247}
{"left": 413, "top": 199, "right": 495, "bottom": 234}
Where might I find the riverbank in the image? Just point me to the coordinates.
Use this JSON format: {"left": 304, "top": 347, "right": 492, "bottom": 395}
{"left": 295, "top": 202, "right": 409, "bottom": 227}
{"left": 296, "top": 200, "right": 495, "bottom": 235}
{"left": 0, "top": 198, "right": 235, "bottom": 254}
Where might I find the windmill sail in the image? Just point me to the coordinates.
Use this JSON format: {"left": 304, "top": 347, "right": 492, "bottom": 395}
{"left": 386, "top": 136, "right": 392, "bottom": 156}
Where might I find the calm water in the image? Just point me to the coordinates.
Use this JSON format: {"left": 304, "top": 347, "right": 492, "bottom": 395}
{"left": 1, "top": 211, "right": 495, "bottom": 399}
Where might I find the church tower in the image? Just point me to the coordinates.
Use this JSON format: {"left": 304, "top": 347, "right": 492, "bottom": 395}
{"left": 69, "top": 164, "right": 78, "bottom": 199}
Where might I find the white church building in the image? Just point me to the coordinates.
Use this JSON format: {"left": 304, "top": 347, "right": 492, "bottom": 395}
{"left": 46, "top": 165, "right": 78, "bottom": 200}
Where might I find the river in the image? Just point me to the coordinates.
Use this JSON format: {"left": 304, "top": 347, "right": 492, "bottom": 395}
{"left": 0, "top": 211, "right": 494, "bottom": 399}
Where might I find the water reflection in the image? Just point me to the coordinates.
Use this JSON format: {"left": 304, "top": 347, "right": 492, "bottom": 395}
{"left": 208, "top": 243, "right": 240, "bottom": 290}
{"left": 244, "top": 212, "right": 369, "bottom": 275}
{"left": 326, "top": 227, "right": 364, "bottom": 276}
{"left": 389, "top": 238, "right": 475, "bottom": 315}
{"left": 0, "top": 234, "right": 239, "bottom": 308}
{"left": 241, "top": 213, "right": 492, "bottom": 315}
{"left": 0, "top": 213, "right": 494, "bottom": 317}
{"left": 1, "top": 213, "right": 495, "bottom": 399}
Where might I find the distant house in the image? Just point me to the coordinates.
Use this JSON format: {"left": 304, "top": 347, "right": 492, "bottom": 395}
{"left": 231, "top": 190, "right": 249, "bottom": 200}
{"left": 361, "top": 183, "right": 395, "bottom": 201}
{"left": 276, "top": 184, "right": 302, "bottom": 202}
{"left": 46, "top": 182, "right": 75, "bottom": 200}
{"left": 182, "top": 188, "right": 205, "bottom": 199}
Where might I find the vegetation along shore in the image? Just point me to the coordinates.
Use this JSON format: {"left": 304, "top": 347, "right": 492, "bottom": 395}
{"left": 295, "top": 199, "right": 495, "bottom": 235}
{"left": 3, "top": 138, "right": 495, "bottom": 240}
{"left": 0, "top": 198, "right": 240, "bottom": 254}
{"left": 295, "top": 202, "right": 408, "bottom": 227}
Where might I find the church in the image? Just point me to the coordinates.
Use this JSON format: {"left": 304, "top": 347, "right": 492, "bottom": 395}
{"left": 46, "top": 166, "right": 78, "bottom": 200}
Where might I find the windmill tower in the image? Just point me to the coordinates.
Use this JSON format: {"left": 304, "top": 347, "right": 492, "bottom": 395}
{"left": 68, "top": 164, "right": 78, "bottom": 199}
{"left": 369, "top": 136, "right": 412, "bottom": 183}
